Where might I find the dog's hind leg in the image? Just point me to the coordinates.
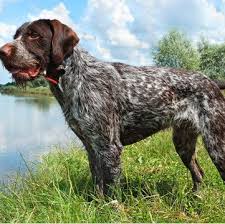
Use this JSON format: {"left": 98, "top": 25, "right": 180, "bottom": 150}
{"left": 173, "top": 123, "right": 204, "bottom": 191}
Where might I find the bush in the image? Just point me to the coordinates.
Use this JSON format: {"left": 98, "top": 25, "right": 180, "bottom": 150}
{"left": 198, "top": 39, "right": 225, "bottom": 79}
{"left": 152, "top": 30, "right": 200, "bottom": 71}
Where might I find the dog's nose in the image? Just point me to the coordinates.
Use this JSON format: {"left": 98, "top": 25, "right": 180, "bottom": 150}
{"left": 0, "top": 43, "right": 13, "bottom": 58}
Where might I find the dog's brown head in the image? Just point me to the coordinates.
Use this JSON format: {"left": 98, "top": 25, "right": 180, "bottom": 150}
{"left": 0, "top": 19, "right": 79, "bottom": 83}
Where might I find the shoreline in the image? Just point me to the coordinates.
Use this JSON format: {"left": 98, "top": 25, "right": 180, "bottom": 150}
{"left": 0, "top": 86, "right": 52, "bottom": 97}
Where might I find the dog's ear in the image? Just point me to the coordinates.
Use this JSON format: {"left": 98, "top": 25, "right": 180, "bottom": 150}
{"left": 50, "top": 19, "right": 79, "bottom": 66}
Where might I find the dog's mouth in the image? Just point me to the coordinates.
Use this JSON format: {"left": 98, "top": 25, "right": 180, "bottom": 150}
{"left": 9, "top": 65, "right": 41, "bottom": 81}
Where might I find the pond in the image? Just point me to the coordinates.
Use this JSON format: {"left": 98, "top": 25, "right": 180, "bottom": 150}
{"left": 0, "top": 93, "right": 82, "bottom": 180}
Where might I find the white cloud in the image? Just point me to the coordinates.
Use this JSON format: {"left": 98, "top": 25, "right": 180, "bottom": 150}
{"left": 81, "top": 0, "right": 150, "bottom": 64}
{"left": 28, "top": 2, "right": 75, "bottom": 28}
{"left": 0, "top": 22, "right": 17, "bottom": 73}
{"left": 0, "top": 0, "right": 17, "bottom": 12}
{"left": 0, "top": 1, "right": 21, "bottom": 49}
{"left": 106, "top": 28, "right": 149, "bottom": 49}
{"left": 0, "top": 0, "right": 6, "bottom": 11}
{"left": 95, "top": 39, "right": 112, "bottom": 60}
{"left": 81, "top": 0, "right": 225, "bottom": 65}
{"left": 0, "top": 21, "right": 17, "bottom": 83}
{"left": 0, "top": 0, "right": 3, "bottom": 11}
{"left": 84, "top": 0, "right": 148, "bottom": 51}
{"left": 130, "top": 0, "right": 225, "bottom": 43}
{"left": 0, "top": 22, "right": 16, "bottom": 39}
{"left": 0, "top": 39, "right": 4, "bottom": 47}
{"left": 80, "top": 32, "right": 96, "bottom": 41}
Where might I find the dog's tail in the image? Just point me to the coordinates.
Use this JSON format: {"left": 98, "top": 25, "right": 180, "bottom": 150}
{"left": 213, "top": 79, "right": 225, "bottom": 90}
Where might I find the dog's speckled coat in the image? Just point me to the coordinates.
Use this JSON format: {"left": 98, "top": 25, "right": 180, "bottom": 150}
{"left": 0, "top": 19, "right": 225, "bottom": 195}
{"left": 50, "top": 46, "right": 225, "bottom": 194}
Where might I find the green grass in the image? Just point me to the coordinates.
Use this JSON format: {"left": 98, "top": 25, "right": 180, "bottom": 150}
{"left": 0, "top": 130, "right": 225, "bottom": 222}
{"left": 0, "top": 85, "right": 52, "bottom": 96}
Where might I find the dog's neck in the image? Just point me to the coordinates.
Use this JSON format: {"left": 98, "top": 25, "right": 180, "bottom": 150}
{"left": 46, "top": 46, "right": 98, "bottom": 85}
{"left": 47, "top": 46, "right": 99, "bottom": 111}
{"left": 62, "top": 45, "right": 97, "bottom": 77}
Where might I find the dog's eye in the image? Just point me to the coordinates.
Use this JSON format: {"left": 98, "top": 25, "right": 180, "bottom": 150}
{"left": 28, "top": 31, "right": 40, "bottom": 40}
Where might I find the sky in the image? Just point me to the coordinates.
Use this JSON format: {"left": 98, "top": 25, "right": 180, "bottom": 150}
{"left": 1, "top": 0, "right": 225, "bottom": 83}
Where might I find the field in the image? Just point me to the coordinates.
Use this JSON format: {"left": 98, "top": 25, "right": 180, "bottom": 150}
{"left": 0, "top": 130, "right": 224, "bottom": 222}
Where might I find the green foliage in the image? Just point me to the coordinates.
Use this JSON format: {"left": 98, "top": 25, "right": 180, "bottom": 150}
{"left": 153, "top": 30, "right": 200, "bottom": 71}
{"left": 0, "top": 85, "right": 52, "bottom": 96}
{"left": 0, "top": 76, "right": 51, "bottom": 96}
{"left": 4, "top": 81, "right": 15, "bottom": 86}
{"left": 0, "top": 131, "right": 225, "bottom": 222}
{"left": 198, "top": 38, "right": 225, "bottom": 79}
{"left": 30, "top": 76, "right": 49, "bottom": 88}
{"left": 0, "top": 76, "right": 48, "bottom": 89}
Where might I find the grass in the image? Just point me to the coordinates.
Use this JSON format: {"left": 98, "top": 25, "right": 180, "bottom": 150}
{"left": 0, "top": 130, "right": 225, "bottom": 222}
{"left": 0, "top": 85, "right": 52, "bottom": 96}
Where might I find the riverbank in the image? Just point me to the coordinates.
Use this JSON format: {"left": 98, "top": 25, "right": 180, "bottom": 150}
{"left": 0, "top": 131, "right": 224, "bottom": 222}
{"left": 0, "top": 85, "right": 52, "bottom": 96}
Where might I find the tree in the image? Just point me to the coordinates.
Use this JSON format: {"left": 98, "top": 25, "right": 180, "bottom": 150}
{"left": 30, "top": 76, "right": 49, "bottom": 88}
{"left": 153, "top": 30, "right": 200, "bottom": 71}
{"left": 198, "top": 38, "right": 225, "bottom": 79}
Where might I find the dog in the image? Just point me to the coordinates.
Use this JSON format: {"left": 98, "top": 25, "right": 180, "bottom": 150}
{"left": 0, "top": 19, "right": 225, "bottom": 195}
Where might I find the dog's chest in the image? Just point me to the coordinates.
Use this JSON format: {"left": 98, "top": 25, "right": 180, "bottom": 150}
{"left": 50, "top": 75, "right": 83, "bottom": 138}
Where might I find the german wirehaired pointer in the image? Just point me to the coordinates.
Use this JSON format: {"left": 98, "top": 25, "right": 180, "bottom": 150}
{"left": 0, "top": 19, "right": 225, "bottom": 195}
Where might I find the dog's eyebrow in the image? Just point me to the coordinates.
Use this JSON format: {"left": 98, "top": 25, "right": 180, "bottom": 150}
{"left": 13, "top": 22, "right": 30, "bottom": 39}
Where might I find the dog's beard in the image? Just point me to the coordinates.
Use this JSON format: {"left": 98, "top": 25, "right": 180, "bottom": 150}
{"left": 12, "top": 75, "right": 28, "bottom": 88}
{"left": 12, "top": 72, "right": 36, "bottom": 88}
{"left": 12, "top": 70, "right": 46, "bottom": 88}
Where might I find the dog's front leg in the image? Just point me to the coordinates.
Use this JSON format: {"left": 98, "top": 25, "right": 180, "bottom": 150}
{"left": 87, "top": 143, "right": 122, "bottom": 196}
{"left": 87, "top": 150, "right": 104, "bottom": 196}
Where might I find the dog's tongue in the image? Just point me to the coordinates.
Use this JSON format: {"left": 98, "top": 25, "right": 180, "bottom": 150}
{"left": 27, "top": 67, "right": 40, "bottom": 77}
{"left": 12, "top": 67, "right": 40, "bottom": 77}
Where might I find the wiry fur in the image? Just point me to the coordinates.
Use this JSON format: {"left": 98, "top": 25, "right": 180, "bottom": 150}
{"left": 49, "top": 46, "right": 225, "bottom": 194}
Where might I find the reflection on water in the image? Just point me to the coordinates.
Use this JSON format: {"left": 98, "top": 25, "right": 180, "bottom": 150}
{"left": 0, "top": 93, "right": 82, "bottom": 180}
{"left": 15, "top": 96, "right": 56, "bottom": 111}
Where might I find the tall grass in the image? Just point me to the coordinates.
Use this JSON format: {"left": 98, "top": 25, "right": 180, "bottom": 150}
{"left": 0, "top": 131, "right": 225, "bottom": 222}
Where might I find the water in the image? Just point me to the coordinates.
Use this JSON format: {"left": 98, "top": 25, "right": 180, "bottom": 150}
{"left": 0, "top": 93, "right": 82, "bottom": 180}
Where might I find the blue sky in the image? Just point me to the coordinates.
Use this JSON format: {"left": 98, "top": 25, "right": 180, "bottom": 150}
{"left": 0, "top": 0, "right": 86, "bottom": 24}
{"left": 1, "top": 0, "right": 225, "bottom": 83}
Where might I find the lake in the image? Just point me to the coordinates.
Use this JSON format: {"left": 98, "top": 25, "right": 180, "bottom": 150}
{"left": 0, "top": 93, "right": 82, "bottom": 180}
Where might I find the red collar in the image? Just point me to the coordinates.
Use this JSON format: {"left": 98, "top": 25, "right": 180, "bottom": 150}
{"left": 45, "top": 76, "right": 59, "bottom": 85}
{"left": 45, "top": 66, "right": 65, "bottom": 85}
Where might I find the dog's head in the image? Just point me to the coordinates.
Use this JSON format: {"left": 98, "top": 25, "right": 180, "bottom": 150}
{"left": 0, "top": 19, "right": 79, "bottom": 83}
